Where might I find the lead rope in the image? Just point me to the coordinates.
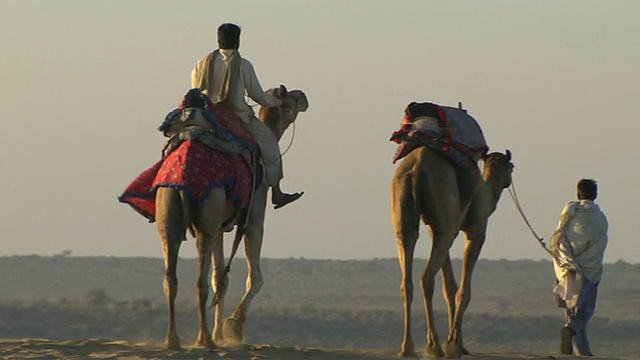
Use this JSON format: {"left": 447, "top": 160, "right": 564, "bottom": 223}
{"left": 508, "top": 179, "right": 570, "bottom": 267}
{"left": 508, "top": 179, "right": 544, "bottom": 242}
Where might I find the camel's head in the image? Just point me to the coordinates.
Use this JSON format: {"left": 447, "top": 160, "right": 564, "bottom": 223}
{"left": 260, "top": 85, "right": 309, "bottom": 138}
{"left": 274, "top": 84, "right": 309, "bottom": 115}
{"left": 482, "top": 149, "right": 514, "bottom": 189}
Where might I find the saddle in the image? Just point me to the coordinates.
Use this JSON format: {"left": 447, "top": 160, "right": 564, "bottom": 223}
{"left": 391, "top": 102, "right": 489, "bottom": 168}
{"left": 161, "top": 108, "right": 246, "bottom": 158}
{"left": 158, "top": 89, "right": 258, "bottom": 158}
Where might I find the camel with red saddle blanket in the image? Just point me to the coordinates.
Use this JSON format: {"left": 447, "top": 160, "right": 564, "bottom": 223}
{"left": 390, "top": 102, "right": 514, "bottom": 359}
{"left": 119, "top": 85, "right": 308, "bottom": 350}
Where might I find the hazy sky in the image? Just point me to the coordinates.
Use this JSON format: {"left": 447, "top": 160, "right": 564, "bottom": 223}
{"left": 1, "top": 1, "right": 639, "bottom": 263}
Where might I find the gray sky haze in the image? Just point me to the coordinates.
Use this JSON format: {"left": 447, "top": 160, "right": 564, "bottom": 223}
{"left": 1, "top": 1, "right": 639, "bottom": 263}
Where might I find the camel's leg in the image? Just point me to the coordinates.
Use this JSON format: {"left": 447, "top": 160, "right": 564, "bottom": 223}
{"left": 444, "top": 229, "right": 486, "bottom": 359}
{"left": 225, "top": 185, "right": 268, "bottom": 344}
{"left": 421, "top": 229, "right": 457, "bottom": 358}
{"left": 395, "top": 231, "right": 419, "bottom": 358}
{"left": 391, "top": 179, "right": 420, "bottom": 358}
{"left": 440, "top": 255, "right": 468, "bottom": 355}
{"left": 192, "top": 188, "right": 227, "bottom": 346}
{"left": 194, "top": 227, "right": 216, "bottom": 349}
{"left": 156, "top": 188, "right": 184, "bottom": 350}
{"left": 441, "top": 254, "right": 457, "bottom": 334}
{"left": 210, "top": 231, "right": 226, "bottom": 345}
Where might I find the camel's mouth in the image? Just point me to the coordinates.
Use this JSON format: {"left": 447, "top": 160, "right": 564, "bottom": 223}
{"left": 289, "top": 90, "right": 309, "bottom": 112}
{"left": 503, "top": 163, "right": 514, "bottom": 188}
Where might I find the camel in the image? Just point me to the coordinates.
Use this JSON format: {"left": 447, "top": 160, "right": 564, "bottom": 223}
{"left": 390, "top": 144, "right": 513, "bottom": 359}
{"left": 155, "top": 85, "right": 309, "bottom": 350}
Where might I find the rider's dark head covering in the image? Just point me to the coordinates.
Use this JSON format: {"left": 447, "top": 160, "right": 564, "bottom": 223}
{"left": 218, "top": 23, "right": 241, "bottom": 50}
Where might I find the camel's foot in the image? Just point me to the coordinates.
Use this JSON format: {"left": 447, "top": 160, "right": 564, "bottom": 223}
{"left": 164, "top": 333, "right": 182, "bottom": 351}
{"left": 223, "top": 317, "right": 244, "bottom": 345}
{"left": 397, "top": 340, "right": 418, "bottom": 358}
{"left": 196, "top": 332, "right": 216, "bottom": 349}
{"left": 397, "top": 349, "right": 418, "bottom": 358}
{"left": 212, "top": 329, "right": 224, "bottom": 347}
{"left": 453, "top": 336, "right": 469, "bottom": 355}
{"left": 443, "top": 340, "right": 462, "bottom": 359}
{"left": 461, "top": 345, "right": 469, "bottom": 356}
{"left": 424, "top": 343, "right": 445, "bottom": 358}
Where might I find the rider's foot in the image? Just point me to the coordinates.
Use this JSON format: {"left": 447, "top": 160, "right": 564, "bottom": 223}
{"left": 272, "top": 191, "right": 304, "bottom": 210}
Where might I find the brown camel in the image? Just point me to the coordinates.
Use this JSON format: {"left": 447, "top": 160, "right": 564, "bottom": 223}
{"left": 156, "top": 85, "right": 309, "bottom": 350}
{"left": 390, "top": 145, "right": 513, "bottom": 359}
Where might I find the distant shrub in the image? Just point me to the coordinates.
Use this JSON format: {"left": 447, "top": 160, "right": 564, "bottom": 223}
{"left": 126, "top": 298, "right": 153, "bottom": 311}
{"left": 85, "top": 289, "right": 112, "bottom": 308}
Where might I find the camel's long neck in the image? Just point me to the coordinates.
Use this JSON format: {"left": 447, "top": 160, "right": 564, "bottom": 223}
{"left": 258, "top": 107, "right": 290, "bottom": 141}
{"left": 480, "top": 173, "right": 507, "bottom": 214}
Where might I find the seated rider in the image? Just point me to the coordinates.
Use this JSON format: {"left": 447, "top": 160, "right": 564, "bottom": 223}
{"left": 190, "top": 23, "right": 303, "bottom": 210}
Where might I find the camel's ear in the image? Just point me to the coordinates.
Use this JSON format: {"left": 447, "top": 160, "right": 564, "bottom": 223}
{"left": 505, "top": 149, "right": 512, "bottom": 161}
{"left": 278, "top": 84, "right": 288, "bottom": 98}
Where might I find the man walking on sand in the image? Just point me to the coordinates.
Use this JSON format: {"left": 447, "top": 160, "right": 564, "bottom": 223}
{"left": 550, "top": 179, "right": 609, "bottom": 356}
{"left": 191, "top": 23, "right": 303, "bottom": 209}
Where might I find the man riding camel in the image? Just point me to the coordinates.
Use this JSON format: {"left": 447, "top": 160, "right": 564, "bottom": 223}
{"left": 191, "top": 23, "right": 303, "bottom": 209}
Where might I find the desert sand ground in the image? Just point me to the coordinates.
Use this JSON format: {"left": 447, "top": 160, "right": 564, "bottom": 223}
{"left": 0, "top": 338, "right": 629, "bottom": 360}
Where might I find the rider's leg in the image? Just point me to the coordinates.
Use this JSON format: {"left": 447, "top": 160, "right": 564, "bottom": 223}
{"left": 244, "top": 117, "right": 303, "bottom": 209}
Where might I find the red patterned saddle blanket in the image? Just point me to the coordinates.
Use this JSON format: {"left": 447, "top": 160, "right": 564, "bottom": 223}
{"left": 119, "top": 140, "right": 253, "bottom": 222}
{"left": 119, "top": 90, "right": 258, "bottom": 223}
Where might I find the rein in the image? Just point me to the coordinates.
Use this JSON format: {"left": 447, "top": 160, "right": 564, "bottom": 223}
{"left": 248, "top": 97, "right": 296, "bottom": 157}
{"left": 280, "top": 121, "right": 296, "bottom": 156}
{"left": 508, "top": 179, "right": 569, "bottom": 266}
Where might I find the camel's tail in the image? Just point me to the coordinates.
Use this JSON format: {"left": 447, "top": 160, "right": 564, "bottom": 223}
{"left": 179, "top": 191, "right": 193, "bottom": 240}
